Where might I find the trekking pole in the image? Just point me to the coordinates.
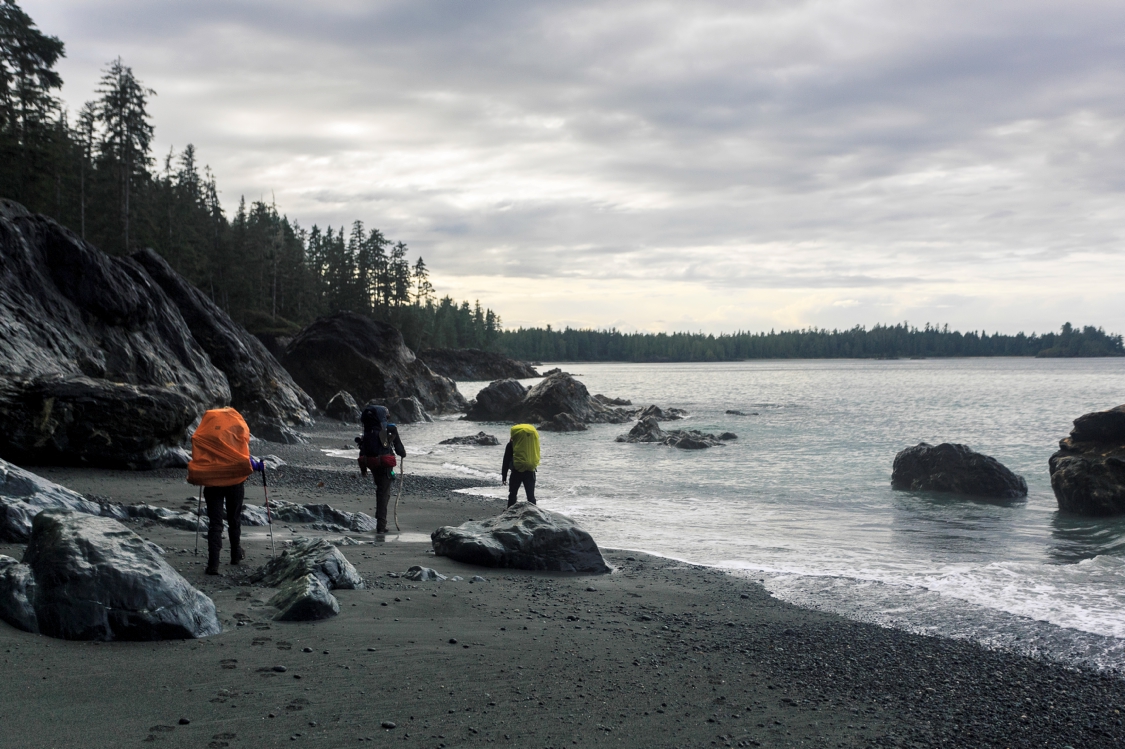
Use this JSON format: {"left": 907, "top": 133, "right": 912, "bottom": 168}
{"left": 263, "top": 464, "right": 276, "bottom": 557}
{"left": 193, "top": 486, "right": 203, "bottom": 556}
{"left": 393, "top": 457, "right": 405, "bottom": 532}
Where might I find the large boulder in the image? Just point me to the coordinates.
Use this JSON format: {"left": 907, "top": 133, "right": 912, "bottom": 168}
{"left": 537, "top": 413, "right": 588, "bottom": 432}
{"left": 249, "top": 538, "right": 364, "bottom": 590}
{"left": 465, "top": 373, "right": 631, "bottom": 425}
{"left": 464, "top": 378, "right": 527, "bottom": 421}
{"left": 431, "top": 502, "right": 610, "bottom": 573}
{"left": 1, "top": 457, "right": 111, "bottom": 541}
{"left": 521, "top": 373, "right": 629, "bottom": 424}
{"left": 281, "top": 312, "right": 465, "bottom": 414}
{"left": 131, "top": 249, "right": 315, "bottom": 444}
{"left": 892, "top": 442, "right": 1028, "bottom": 499}
{"left": 1, "top": 512, "right": 221, "bottom": 640}
{"left": 417, "top": 348, "right": 539, "bottom": 381}
{"left": 0, "top": 457, "right": 206, "bottom": 540}
{"left": 269, "top": 573, "right": 339, "bottom": 622}
{"left": 1049, "top": 405, "right": 1125, "bottom": 515}
{"left": 382, "top": 395, "right": 433, "bottom": 424}
{"left": 0, "top": 201, "right": 228, "bottom": 468}
{"left": 0, "top": 555, "right": 38, "bottom": 633}
{"left": 324, "top": 391, "right": 361, "bottom": 422}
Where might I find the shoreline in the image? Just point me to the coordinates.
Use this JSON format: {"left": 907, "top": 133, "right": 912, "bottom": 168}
{"left": 2, "top": 428, "right": 1124, "bottom": 747}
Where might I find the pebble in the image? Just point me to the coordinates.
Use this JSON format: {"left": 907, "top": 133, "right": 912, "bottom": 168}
{"left": 367, "top": 647, "right": 377, "bottom": 651}
{"left": 381, "top": 721, "right": 396, "bottom": 729}
{"left": 302, "top": 647, "right": 312, "bottom": 653}
{"left": 272, "top": 665, "right": 288, "bottom": 672}
{"left": 178, "top": 718, "right": 190, "bottom": 725}
{"left": 449, "top": 638, "right": 458, "bottom": 644}
{"left": 586, "top": 586, "right": 596, "bottom": 592}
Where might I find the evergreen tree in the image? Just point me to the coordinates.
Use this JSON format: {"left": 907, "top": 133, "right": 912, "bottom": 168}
{"left": 94, "top": 57, "right": 154, "bottom": 253}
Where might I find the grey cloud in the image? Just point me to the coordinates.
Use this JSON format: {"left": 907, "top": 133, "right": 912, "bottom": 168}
{"left": 22, "top": 0, "right": 1125, "bottom": 332}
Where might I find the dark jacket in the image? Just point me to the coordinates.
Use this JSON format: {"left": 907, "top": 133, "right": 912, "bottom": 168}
{"left": 502, "top": 441, "right": 532, "bottom": 481}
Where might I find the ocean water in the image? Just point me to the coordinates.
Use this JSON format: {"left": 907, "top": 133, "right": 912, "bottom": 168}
{"left": 381, "top": 359, "right": 1125, "bottom": 672}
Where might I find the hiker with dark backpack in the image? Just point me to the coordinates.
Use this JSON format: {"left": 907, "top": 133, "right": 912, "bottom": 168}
{"left": 187, "top": 408, "right": 265, "bottom": 575}
{"left": 355, "top": 404, "right": 407, "bottom": 533}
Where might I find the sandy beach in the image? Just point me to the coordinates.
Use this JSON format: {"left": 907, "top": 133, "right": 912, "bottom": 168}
{"left": 2, "top": 423, "right": 1123, "bottom": 749}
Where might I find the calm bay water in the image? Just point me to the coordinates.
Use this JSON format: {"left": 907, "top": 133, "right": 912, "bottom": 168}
{"left": 394, "top": 358, "right": 1125, "bottom": 671}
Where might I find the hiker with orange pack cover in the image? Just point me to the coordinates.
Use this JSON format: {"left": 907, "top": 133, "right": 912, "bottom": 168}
{"left": 188, "top": 408, "right": 264, "bottom": 575}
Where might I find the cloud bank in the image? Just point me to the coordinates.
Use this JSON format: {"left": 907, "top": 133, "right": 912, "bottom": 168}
{"left": 26, "top": 0, "right": 1125, "bottom": 333}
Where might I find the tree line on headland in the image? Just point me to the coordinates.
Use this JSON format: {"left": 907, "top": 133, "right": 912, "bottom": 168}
{"left": 497, "top": 322, "right": 1124, "bottom": 362}
{"left": 0, "top": 1, "right": 500, "bottom": 352}
{"left": 2, "top": 2, "right": 1120, "bottom": 364}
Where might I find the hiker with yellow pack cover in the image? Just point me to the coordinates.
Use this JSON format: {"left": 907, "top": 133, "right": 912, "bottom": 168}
{"left": 187, "top": 408, "right": 265, "bottom": 575}
{"left": 501, "top": 423, "right": 540, "bottom": 507}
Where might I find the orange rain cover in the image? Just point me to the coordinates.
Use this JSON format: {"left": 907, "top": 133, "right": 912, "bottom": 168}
{"left": 187, "top": 408, "right": 253, "bottom": 487}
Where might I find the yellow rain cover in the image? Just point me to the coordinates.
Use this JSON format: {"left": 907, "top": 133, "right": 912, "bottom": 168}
{"left": 510, "top": 423, "right": 541, "bottom": 472}
{"left": 187, "top": 408, "right": 253, "bottom": 487}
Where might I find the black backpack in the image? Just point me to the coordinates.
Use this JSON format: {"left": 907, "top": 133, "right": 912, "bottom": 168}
{"left": 360, "top": 405, "right": 393, "bottom": 457}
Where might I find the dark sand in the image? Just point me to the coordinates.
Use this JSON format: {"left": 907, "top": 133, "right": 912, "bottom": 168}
{"left": 2, "top": 425, "right": 1123, "bottom": 749}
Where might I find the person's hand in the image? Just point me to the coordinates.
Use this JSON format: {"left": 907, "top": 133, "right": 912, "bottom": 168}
{"left": 502, "top": 479, "right": 507, "bottom": 486}
{"left": 250, "top": 457, "right": 264, "bottom": 472}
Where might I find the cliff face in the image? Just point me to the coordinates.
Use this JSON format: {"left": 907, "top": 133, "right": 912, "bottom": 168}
{"left": 132, "top": 249, "right": 314, "bottom": 444}
{"left": 280, "top": 312, "right": 466, "bottom": 414}
{"left": 0, "top": 200, "right": 314, "bottom": 467}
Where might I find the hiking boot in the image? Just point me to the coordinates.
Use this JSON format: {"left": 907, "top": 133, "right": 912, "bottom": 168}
{"left": 231, "top": 547, "right": 245, "bottom": 565}
{"left": 205, "top": 565, "right": 220, "bottom": 575}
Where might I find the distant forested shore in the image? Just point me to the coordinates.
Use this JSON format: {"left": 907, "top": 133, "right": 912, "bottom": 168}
{"left": 497, "top": 322, "right": 1124, "bottom": 362}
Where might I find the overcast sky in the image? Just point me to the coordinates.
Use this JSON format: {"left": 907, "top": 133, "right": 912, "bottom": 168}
{"left": 25, "top": 0, "right": 1125, "bottom": 334}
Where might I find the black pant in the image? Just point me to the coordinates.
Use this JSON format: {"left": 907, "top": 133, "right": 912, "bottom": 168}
{"left": 373, "top": 467, "right": 394, "bottom": 532}
{"left": 204, "top": 482, "right": 244, "bottom": 566}
{"left": 507, "top": 469, "right": 536, "bottom": 507}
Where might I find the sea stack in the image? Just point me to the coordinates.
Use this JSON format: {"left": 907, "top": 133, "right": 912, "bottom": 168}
{"left": 1049, "top": 404, "right": 1125, "bottom": 515}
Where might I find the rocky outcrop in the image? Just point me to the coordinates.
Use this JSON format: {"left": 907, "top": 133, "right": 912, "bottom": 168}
{"left": 0, "top": 202, "right": 228, "bottom": 468}
{"left": 465, "top": 373, "right": 632, "bottom": 426}
{"left": 325, "top": 391, "right": 361, "bottom": 422}
{"left": 594, "top": 394, "right": 632, "bottom": 407}
{"left": 634, "top": 404, "right": 688, "bottom": 421}
{"left": 0, "top": 201, "right": 318, "bottom": 466}
{"left": 440, "top": 432, "right": 500, "bottom": 446}
{"left": 0, "top": 555, "right": 38, "bottom": 633}
{"left": 892, "top": 442, "right": 1028, "bottom": 499}
{"left": 417, "top": 348, "right": 539, "bottom": 381}
{"left": 431, "top": 502, "right": 610, "bottom": 573}
{"left": 0, "top": 457, "right": 204, "bottom": 539}
{"left": 0, "top": 512, "right": 221, "bottom": 640}
{"left": 522, "top": 373, "right": 630, "bottom": 424}
{"left": 267, "top": 501, "right": 378, "bottom": 534}
{"left": 615, "top": 417, "right": 730, "bottom": 449}
{"left": 382, "top": 396, "right": 432, "bottom": 424}
{"left": 464, "top": 379, "right": 528, "bottom": 421}
{"left": 250, "top": 538, "right": 364, "bottom": 590}
{"left": 537, "top": 413, "right": 588, "bottom": 432}
{"left": 1049, "top": 405, "right": 1125, "bottom": 515}
{"left": 281, "top": 312, "right": 465, "bottom": 414}
{"left": 269, "top": 574, "right": 339, "bottom": 622}
{"left": 131, "top": 249, "right": 314, "bottom": 444}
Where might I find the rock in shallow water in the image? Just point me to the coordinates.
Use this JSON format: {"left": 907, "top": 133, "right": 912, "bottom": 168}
{"left": 431, "top": 502, "right": 610, "bottom": 573}
{"left": 891, "top": 442, "right": 1027, "bottom": 499}
{"left": 615, "top": 417, "right": 729, "bottom": 449}
{"left": 2, "top": 512, "right": 220, "bottom": 640}
{"left": 1049, "top": 404, "right": 1125, "bottom": 516}
{"left": 439, "top": 432, "right": 500, "bottom": 446}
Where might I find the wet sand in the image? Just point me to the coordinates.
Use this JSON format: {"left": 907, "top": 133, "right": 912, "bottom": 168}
{"left": 1, "top": 425, "right": 1124, "bottom": 749}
